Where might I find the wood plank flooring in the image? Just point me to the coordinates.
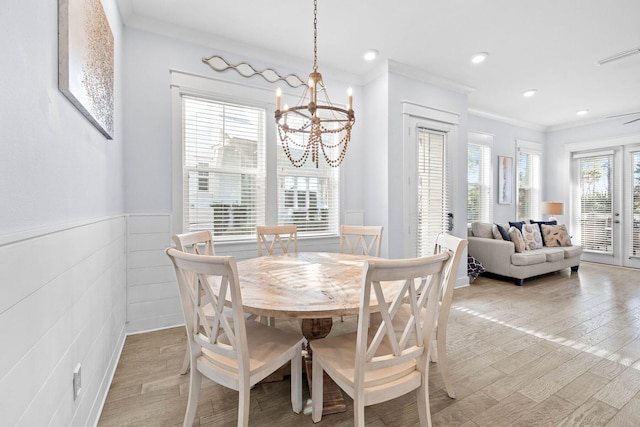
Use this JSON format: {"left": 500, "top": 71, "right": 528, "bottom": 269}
{"left": 98, "top": 262, "right": 640, "bottom": 426}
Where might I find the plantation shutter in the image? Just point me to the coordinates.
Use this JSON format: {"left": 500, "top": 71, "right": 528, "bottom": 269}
{"left": 416, "top": 128, "right": 449, "bottom": 256}
{"left": 182, "top": 95, "right": 265, "bottom": 238}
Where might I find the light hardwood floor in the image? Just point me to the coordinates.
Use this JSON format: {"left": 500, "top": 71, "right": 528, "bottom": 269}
{"left": 98, "top": 262, "right": 640, "bottom": 426}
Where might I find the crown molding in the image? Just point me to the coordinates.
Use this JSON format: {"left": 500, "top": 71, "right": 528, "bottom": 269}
{"left": 387, "top": 60, "right": 475, "bottom": 95}
{"left": 468, "top": 108, "right": 547, "bottom": 132}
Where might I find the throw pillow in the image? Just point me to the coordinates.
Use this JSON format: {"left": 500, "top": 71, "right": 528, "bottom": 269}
{"left": 541, "top": 224, "right": 572, "bottom": 247}
{"left": 508, "top": 226, "right": 526, "bottom": 253}
{"left": 530, "top": 219, "right": 558, "bottom": 246}
{"left": 509, "top": 221, "right": 526, "bottom": 232}
{"left": 471, "top": 222, "right": 494, "bottom": 238}
{"left": 495, "top": 223, "right": 511, "bottom": 241}
{"left": 521, "top": 223, "right": 544, "bottom": 250}
{"left": 492, "top": 224, "right": 503, "bottom": 240}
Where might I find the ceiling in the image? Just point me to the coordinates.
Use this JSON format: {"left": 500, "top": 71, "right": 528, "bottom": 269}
{"left": 116, "top": 0, "right": 640, "bottom": 130}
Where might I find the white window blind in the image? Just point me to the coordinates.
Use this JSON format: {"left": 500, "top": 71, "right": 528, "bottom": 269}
{"left": 182, "top": 95, "right": 265, "bottom": 238}
{"left": 276, "top": 156, "right": 339, "bottom": 235}
{"left": 576, "top": 153, "right": 613, "bottom": 252}
{"left": 417, "top": 128, "right": 449, "bottom": 256}
{"left": 467, "top": 133, "right": 493, "bottom": 224}
{"left": 632, "top": 150, "right": 640, "bottom": 257}
{"left": 517, "top": 147, "right": 541, "bottom": 220}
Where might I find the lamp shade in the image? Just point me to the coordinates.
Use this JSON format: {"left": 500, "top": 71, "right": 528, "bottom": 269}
{"left": 541, "top": 202, "right": 564, "bottom": 215}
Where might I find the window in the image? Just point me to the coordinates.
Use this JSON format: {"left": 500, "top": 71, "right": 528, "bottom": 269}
{"left": 467, "top": 132, "right": 493, "bottom": 224}
{"left": 175, "top": 73, "right": 340, "bottom": 240}
{"left": 416, "top": 128, "right": 449, "bottom": 256}
{"left": 277, "top": 154, "right": 338, "bottom": 235}
{"left": 516, "top": 141, "right": 541, "bottom": 220}
{"left": 182, "top": 95, "right": 265, "bottom": 237}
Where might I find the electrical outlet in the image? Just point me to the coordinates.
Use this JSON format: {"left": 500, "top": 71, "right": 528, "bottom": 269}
{"left": 73, "top": 364, "right": 82, "bottom": 401}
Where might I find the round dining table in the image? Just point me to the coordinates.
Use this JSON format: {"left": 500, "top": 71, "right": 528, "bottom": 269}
{"left": 235, "top": 251, "right": 389, "bottom": 416}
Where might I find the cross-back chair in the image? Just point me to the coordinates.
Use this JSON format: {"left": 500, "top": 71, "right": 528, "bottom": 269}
{"left": 309, "top": 251, "right": 455, "bottom": 426}
{"left": 256, "top": 225, "right": 298, "bottom": 256}
{"left": 368, "top": 232, "right": 467, "bottom": 399}
{"left": 172, "top": 231, "right": 217, "bottom": 374}
{"left": 166, "top": 248, "right": 304, "bottom": 427}
{"left": 339, "top": 225, "right": 383, "bottom": 257}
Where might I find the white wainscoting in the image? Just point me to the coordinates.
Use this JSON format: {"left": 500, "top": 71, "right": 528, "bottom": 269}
{"left": 0, "top": 216, "right": 127, "bottom": 427}
{"left": 126, "top": 214, "right": 182, "bottom": 333}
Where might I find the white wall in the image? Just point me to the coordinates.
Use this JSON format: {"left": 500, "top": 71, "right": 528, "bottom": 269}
{"left": 388, "top": 67, "right": 469, "bottom": 258}
{"left": 468, "top": 114, "right": 546, "bottom": 223}
{"left": 0, "top": 1, "right": 126, "bottom": 426}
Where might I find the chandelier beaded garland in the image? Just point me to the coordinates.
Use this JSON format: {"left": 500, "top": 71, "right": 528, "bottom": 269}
{"left": 275, "top": 0, "right": 355, "bottom": 168}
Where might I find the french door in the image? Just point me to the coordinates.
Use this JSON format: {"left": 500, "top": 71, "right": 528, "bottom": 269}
{"left": 573, "top": 145, "right": 640, "bottom": 268}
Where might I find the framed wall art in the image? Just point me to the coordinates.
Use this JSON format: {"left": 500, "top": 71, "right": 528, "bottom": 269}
{"left": 58, "top": 0, "right": 114, "bottom": 139}
{"left": 498, "top": 155, "right": 513, "bottom": 204}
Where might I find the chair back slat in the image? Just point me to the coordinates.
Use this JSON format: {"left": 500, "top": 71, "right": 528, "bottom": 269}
{"left": 257, "top": 225, "right": 298, "bottom": 256}
{"left": 339, "top": 225, "right": 383, "bottom": 256}
{"left": 355, "top": 253, "right": 451, "bottom": 386}
{"left": 166, "top": 248, "right": 249, "bottom": 373}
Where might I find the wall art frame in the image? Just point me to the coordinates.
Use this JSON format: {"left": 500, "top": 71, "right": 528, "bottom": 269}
{"left": 498, "top": 155, "right": 513, "bottom": 204}
{"left": 58, "top": 0, "right": 114, "bottom": 139}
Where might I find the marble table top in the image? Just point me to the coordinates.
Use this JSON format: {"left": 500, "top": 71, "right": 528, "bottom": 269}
{"left": 235, "top": 252, "right": 398, "bottom": 319}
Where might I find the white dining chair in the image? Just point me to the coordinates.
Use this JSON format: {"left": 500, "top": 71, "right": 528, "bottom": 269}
{"left": 256, "top": 224, "right": 298, "bottom": 256}
{"left": 339, "top": 225, "right": 383, "bottom": 256}
{"left": 309, "top": 251, "right": 454, "bottom": 426}
{"left": 166, "top": 248, "right": 304, "bottom": 427}
{"left": 172, "top": 231, "right": 217, "bottom": 374}
{"left": 368, "top": 233, "right": 467, "bottom": 399}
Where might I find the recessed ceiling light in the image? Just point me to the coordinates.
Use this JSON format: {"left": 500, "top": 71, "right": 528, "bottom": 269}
{"left": 576, "top": 109, "right": 590, "bottom": 116}
{"left": 363, "top": 49, "right": 379, "bottom": 61}
{"left": 522, "top": 89, "right": 537, "bottom": 98}
{"left": 471, "top": 52, "right": 489, "bottom": 64}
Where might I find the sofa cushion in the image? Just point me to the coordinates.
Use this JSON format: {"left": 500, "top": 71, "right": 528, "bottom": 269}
{"left": 492, "top": 224, "right": 503, "bottom": 240}
{"left": 509, "top": 227, "right": 526, "bottom": 253}
{"left": 541, "top": 224, "right": 572, "bottom": 247}
{"left": 530, "top": 219, "right": 557, "bottom": 245}
{"left": 511, "top": 252, "right": 547, "bottom": 266}
{"left": 537, "top": 248, "right": 564, "bottom": 262}
{"left": 471, "top": 222, "right": 494, "bottom": 238}
{"left": 495, "top": 223, "right": 511, "bottom": 241}
{"left": 561, "top": 245, "right": 583, "bottom": 258}
{"left": 521, "top": 223, "right": 544, "bottom": 250}
{"left": 509, "top": 221, "right": 526, "bottom": 232}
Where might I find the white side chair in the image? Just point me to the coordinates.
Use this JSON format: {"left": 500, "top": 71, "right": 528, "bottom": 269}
{"left": 310, "top": 252, "right": 455, "bottom": 426}
{"left": 429, "top": 233, "right": 467, "bottom": 398}
{"left": 339, "top": 225, "right": 383, "bottom": 256}
{"left": 166, "top": 248, "right": 304, "bottom": 427}
{"left": 256, "top": 224, "right": 298, "bottom": 256}
{"left": 256, "top": 225, "right": 298, "bottom": 326}
{"left": 172, "top": 231, "right": 216, "bottom": 375}
{"left": 369, "top": 233, "right": 467, "bottom": 399}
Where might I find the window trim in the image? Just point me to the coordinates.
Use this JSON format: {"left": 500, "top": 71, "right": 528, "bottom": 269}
{"left": 516, "top": 139, "right": 542, "bottom": 221}
{"left": 170, "top": 70, "right": 341, "bottom": 242}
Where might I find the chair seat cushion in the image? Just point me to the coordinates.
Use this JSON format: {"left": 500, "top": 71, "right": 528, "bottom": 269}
{"left": 309, "top": 330, "right": 418, "bottom": 390}
{"left": 537, "top": 248, "right": 565, "bottom": 262}
{"left": 200, "top": 320, "right": 303, "bottom": 380}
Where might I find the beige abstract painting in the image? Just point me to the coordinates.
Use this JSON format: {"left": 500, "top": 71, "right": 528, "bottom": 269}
{"left": 58, "top": 0, "right": 114, "bottom": 139}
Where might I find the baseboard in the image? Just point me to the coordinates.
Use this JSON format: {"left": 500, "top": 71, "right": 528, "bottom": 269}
{"left": 88, "top": 324, "right": 128, "bottom": 427}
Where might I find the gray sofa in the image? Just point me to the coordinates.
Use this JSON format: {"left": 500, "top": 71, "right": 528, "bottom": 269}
{"left": 468, "top": 222, "right": 582, "bottom": 286}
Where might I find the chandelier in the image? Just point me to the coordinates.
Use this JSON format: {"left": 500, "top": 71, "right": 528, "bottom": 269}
{"left": 275, "top": 0, "right": 355, "bottom": 168}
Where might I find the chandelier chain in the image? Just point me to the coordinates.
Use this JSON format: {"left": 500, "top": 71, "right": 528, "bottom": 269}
{"left": 313, "top": 0, "right": 318, "bottom": 72}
